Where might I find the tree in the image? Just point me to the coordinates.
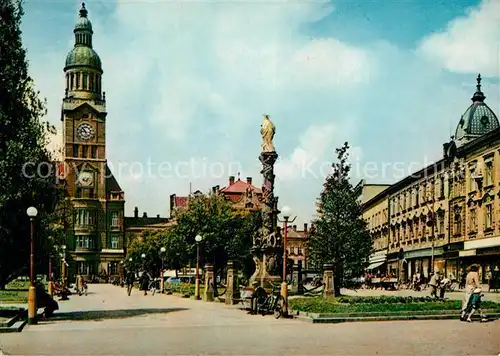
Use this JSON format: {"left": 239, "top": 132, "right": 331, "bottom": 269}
{"left": 307, "top": 142, "right": 372, "bottom": 296}
{"left": 125, "top": 193, "right": 256, "bottom": 282}
{"left": 0, "top": 0, "right": 62, "bottom": 288}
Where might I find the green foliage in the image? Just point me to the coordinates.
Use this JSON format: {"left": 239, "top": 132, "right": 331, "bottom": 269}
{"left": 307, "top": 143, "right": 372, "bottom": 295}
{"left": 0, "top": 1, "right": 63, "bottom": 288}
{"left": 289, "top": 297, "right": 500, "bottom": 314}
{"left": 126, "top": 194, "right": 257, "bottom": 279}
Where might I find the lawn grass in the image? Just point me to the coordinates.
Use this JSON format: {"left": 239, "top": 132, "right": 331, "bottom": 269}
{"left": 0, "top": 290, "right": 28, "bottom": 303}
{"left": 0, "top": 279, "right": 48, "bottom": 304}
{"left": 289, "top": 295, "right": 500, "bottom": 314}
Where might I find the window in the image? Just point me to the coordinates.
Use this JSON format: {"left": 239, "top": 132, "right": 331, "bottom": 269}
{"left": 73, "top": 144, "right": 79, "bottom": 157}
{"left": 76, "top": 235, "right": 95, "bottom": 249}
{"left": 89, "top": 73, "right": 94, "bottom": 91}
{"left": 402, "top": 193, "right": 406, "bottom": 210}
{"left": 416, "top": 187, "right": 420, "bottom": 206}
{"left": 75, "top": 209, "right": 95, "bottom": 226}
{"left": 111, "top": 211, "right": 119, "bottom": 227}
{"left": 469, "top": 165, "right": 477, "bottom": 191}
{"left": 298, "top": 247, "right": 303, "bottom": 255}
{"left": 76, "top": 72, "right": 80, "bottom": 89}
{"left": 485, "top": 160, "right": 493, "bottom": 186}
{"left": 91, "top": 146, "right": 97, "bottom": 159}
{"left": 469, "top": 208, "right": 477, "bottom": 232}
{"left": 82, "top": 145, "right": 88, "bottom": 158}
{"left": 77, "top": 261, "right": 93, "bottom": 275}
{"left": 438, "top": 213, "right": 445, "bottom": 235}
{"left": 440, "top": 176, "right": 445, "bottom": 198}
{"left": 454, "top": 212, "right": 462, "bottom": 235}
{"left": 485, "top": 203, "right": 493, "bottom": 230}
{"left": 111, "top": 235, "right": 119, "bottom": 249}
{"left": 83, "top": 73, "right": 88, "bottom": 90}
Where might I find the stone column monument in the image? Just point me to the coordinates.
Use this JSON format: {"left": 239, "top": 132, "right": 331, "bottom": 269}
{"left": 249, "top": 115, "right": 282, "bottom": 287}
{"left": 203, "top": 263, "right": 215, "bottom": 302}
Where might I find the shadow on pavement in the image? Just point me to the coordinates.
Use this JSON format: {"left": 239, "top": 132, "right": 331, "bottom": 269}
{"left": 42, "top": 307, "right": 187, "bottom": 322}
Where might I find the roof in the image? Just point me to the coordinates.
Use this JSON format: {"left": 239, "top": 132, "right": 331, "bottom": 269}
{"left": 106, "top": 165, "right": 123, "bottom": 193}
{"left": 64, "top": 3, "right": 102, "bottom": 72}
{"left": 455, "top": 74, "right": 499, "bottom": 147}
{"left": 174, "top": 196, "right": 188, "bottom": 208}
{"left": 220, "top": 178, "right": 262, "bottom": 194}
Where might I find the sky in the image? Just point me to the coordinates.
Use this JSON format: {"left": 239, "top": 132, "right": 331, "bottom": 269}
{"left": 21, "top": 0, "right": 500, "bottom": 224}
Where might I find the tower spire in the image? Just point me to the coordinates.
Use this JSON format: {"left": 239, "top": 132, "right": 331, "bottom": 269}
{"left": 79, "top": 3, "right": 88, "bottom": 18}
{"left": 471, "top": 73, "right": 486, "bottom": 103}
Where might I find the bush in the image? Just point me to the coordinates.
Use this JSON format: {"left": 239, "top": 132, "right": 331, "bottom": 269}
{"left": 289, "top": 296, "right": 500, "bottom": 314}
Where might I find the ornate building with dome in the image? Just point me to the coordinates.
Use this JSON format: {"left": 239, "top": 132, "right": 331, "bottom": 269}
{"left": 362, "top": 74, "right": 500, "bottom": 286}
{"left": 58, "top": 3, "right": 126, "bottom": 280}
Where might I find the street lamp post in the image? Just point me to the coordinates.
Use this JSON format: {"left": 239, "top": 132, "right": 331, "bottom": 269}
{"left": 26, "top": 206, "right": 38, "bottom": 325}
{"left": 278, "top": 205, "right": 296, "bottom": 317}
{"left": 160, "top": 247, "right": 166, "bottom": 293}
{"left": 48, "top": 236, "right": 54, "bottom": 297}
{"left": 195, "top": 234, "right": 203, "bottom": 300}
{"left": 61, "top": 245, "right": 67, "bottom": 287}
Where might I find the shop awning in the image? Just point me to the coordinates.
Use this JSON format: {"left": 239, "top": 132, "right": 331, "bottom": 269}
{"left": 367, "top": 261, "right": 385, "bottom": 270}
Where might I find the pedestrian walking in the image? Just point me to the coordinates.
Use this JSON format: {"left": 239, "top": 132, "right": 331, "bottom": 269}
{"left": 428, "top": 271, "right": 440, "bottom": 298}
{"left": 126, "top": 270, "right": 136, "bottom": 296}
{"left": 461, "top": 265, "right": 481, "bottom": 319}
{"left": 140, "top": 270, "right": 150, "bottom": 296}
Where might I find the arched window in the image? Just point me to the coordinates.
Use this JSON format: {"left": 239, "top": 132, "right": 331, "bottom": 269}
{"left": 83, "top": 72, "right": 88, "bottom": 90}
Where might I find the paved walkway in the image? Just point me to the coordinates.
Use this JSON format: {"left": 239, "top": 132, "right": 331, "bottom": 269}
{"left": 1, "top": 284, "right": 499, "bottom": 355}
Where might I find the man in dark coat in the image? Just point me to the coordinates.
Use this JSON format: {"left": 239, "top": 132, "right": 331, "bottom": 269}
{"left": 139, "top": 270, "right": 150, "bottom": 296}
{"left": 125, "top": 270, "right": 136, "bottom": 296}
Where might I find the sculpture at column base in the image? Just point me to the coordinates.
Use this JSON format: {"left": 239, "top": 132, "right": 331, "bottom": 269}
{"left": 249, "top": 247, "right": 283, "bottom": 287}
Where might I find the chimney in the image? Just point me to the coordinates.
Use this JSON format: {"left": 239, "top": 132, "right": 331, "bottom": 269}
{"left": 304, "top": 223, "right": 308, "bottom": 233}
{"left": 157, "top": 214, "right": 160, "bottom": 219}
{"left": 246, "top": 177, "right": 252, "bottom": 184}
{"left": 143, "top": 212, "right": 147, "bottom": 218}
{"left": 229, "top": 176, "right": 235, "bottom": 185}
{"left": 170, "top": 194, "right": 175, "bottom": 214}
{"left": 293, "top": 225, "right": 297, "bottom": 231}
{"left": 134, "top": 206, "right": 139, "bottom": 219}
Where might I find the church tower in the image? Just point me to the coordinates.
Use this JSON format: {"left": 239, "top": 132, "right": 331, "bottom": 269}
{"left": 61, "top": 3, "right": 125, "bottom": 280}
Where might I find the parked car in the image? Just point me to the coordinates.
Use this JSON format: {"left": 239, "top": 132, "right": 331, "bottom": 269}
{"left": 166, "top": 276, "right": 196, "bottom": 284}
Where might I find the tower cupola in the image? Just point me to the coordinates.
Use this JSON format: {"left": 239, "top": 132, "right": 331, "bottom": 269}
{"left": 63, "top": 3, "right": 103, "bottom": 101}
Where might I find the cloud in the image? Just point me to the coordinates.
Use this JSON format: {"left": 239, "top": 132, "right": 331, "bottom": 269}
{"left": 276, "top": 123, "right": 339, "bottom": 181}
{"left": 417, "top": 0, "right": 500, "bottom": 77}
{"left": 25, "top": 0, "right": 500, "bottom": 225}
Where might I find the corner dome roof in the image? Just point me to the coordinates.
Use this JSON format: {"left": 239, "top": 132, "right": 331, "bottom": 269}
{"left": 454, "top": 74, "right": 499, "bottom": 147}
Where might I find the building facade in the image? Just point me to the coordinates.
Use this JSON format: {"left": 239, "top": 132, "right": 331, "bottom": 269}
{"left": 59, "top": 4, "right": 126, "bottom": 280}
{"left": 286, "top": 224, "right": 309, "bottom": 269}
{"left": 169, "top": 174, "right": 262, "bottom": 217}
{"left": 363, "top": 75, "right": 500, "bottom": 283}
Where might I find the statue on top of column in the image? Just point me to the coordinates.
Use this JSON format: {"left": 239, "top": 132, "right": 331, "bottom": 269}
{"left": 260, "top": 114, "right": 276, "bottom": 153}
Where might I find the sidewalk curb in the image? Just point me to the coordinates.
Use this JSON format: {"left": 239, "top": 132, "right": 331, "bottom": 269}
{"left": 294, "top": 312, "right": 500, "bottom": 324}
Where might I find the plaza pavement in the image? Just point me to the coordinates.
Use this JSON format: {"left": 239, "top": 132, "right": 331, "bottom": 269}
{"left": 0, "top": 284, "right": 499, "bottom": 355}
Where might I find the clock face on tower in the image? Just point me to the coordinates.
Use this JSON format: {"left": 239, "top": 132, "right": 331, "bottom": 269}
{"left": 78, "top": 171, "right": 94, "bottom": 187}
{"left": 77, "top": 123, "right": 95, "bottom": 141}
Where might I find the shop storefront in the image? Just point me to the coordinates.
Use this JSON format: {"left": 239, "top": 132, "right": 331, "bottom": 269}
{"left": 366, "top": 250, "right": 387, "bottom": 274}
{"left": 403, "top": 246, "right": 445, "bottom": 280}
{"left": 460, "top": 236, "right": 500, "bottom": 283}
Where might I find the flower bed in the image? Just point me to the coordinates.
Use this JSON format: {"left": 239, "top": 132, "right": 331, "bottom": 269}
{"left": 289, "top": 296, "right": 500, "bottom": 314}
